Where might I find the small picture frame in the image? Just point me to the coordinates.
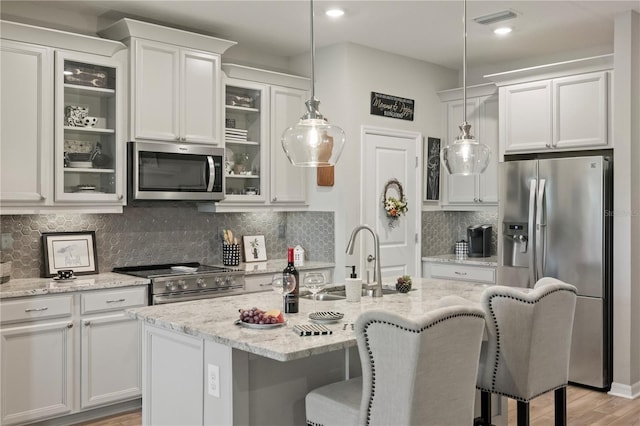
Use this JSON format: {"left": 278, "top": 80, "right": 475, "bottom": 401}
{"left": 41, "top": 231, "right": 98, "bottom": 277}
{"left": 242, "top": 235, "right": 267, "bottom": 262}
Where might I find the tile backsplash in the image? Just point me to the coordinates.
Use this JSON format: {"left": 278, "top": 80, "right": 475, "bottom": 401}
{"left": 422, "top": 210, "right": 498, "bottom": 256}
{"left": 0, "top": 205, "right": 334, "bottom": 279}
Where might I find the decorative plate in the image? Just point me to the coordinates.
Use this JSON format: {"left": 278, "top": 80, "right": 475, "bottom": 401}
{"left": 235, "top": 319, "right": 286, "bottom": 329}
{"left": 308, "top": 311, "right": 344, "bottom": 324}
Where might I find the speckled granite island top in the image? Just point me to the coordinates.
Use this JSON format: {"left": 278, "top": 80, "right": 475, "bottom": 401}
{"left": 422, "top": 254, "right": 498, "bottom": 267}
{"left": 0, "top": 273, "right": 149, "bottom": 299}
{"left": 127, "top": 278, "right": 488, "bottom": 362}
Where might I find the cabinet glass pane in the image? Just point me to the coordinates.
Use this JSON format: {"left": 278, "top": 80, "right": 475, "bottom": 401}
{"left": 225, "top": 85, "right": 261, "bottom": 197}
{"left": 63, "top": 59, "right": 116, "bottom": 195}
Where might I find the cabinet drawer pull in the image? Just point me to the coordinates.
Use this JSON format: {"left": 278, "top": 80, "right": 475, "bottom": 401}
{"left": 106, "top": 298, "right": 126, "bottom": 303}
{"left": 68, "top": 323, "right": 73, "bottom": 328}
{"left": 259, "top": 283, "right": 271, "bottom": 287}
{"left": 25, "top": 307, "right": 48, "bottom": 312}
{"left": 454, "top": 271, "right": 467, "bottom": 276}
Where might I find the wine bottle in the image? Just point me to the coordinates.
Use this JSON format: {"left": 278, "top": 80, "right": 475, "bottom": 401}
{"left": 283, "top": 247, "right": 299, "bottom": 313}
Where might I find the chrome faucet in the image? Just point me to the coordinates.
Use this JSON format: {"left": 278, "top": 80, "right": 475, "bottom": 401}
{"left": 345, "top": 224, "right": 383, "bottom": 297}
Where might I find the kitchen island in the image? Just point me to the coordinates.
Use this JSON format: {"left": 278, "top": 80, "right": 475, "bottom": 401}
{"left": 128, "top": 278, "right": 505, "bottom": 425}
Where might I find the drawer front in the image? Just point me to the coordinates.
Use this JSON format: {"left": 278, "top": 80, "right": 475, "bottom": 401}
{"left": 430, "top": 264, "right": 495, "bottom": 284}
{"left": 244, "top": 275, "right": 273, "bottom": 293}
{"left": 81, "top": 287, "right": 147, "bottom": 314}
{"left": 1, "top": 295, "right": 73, "bottom": 324}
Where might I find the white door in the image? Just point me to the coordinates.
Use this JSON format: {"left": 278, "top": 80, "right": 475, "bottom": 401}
{"left": 362, "top": 126, "right": 421, "bottom": 281}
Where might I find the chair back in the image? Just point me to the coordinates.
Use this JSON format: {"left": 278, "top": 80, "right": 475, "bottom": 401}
{"left": 477, "top": 277, "right": 577, "bottom": 400}
{"left": 355, "top": 306, "right": 485, "bottom": 426}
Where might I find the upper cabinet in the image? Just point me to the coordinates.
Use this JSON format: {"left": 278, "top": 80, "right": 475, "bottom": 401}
{"left": 201, "top": 64, "right": 309, "bottom": 212}
{"left": 437, "top": 84, "right": 499, "bottom": 208}
{"left": 1, "top": 20, "right": 127, "bottom": 214}
{"left": 100, "top": 18, "right": 236, "bottom": 145}
{"left": 486, "top": 55, "right": 613, "bottom": 157}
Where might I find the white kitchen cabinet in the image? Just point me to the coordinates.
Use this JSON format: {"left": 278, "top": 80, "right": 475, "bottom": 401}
{"left": 437, "top": 84, "right": 498, "bottom": 207}
{"left": 55, "top": 50, "right": 125, "bottom": 204}
{"left": 0, "top": 295, "right": 74, "bottom": 426}
{"left": 99, "top": 18, "right": 236, "bottom": 146}
{"left": 80, "top": 287, "right": 146, "bottom": 409}
{"left": 132, "top": 39, "right": 221, "bottom": 144}
{"left": 200, "top": 64, "right": 310, "bottom": 212}
{"left": 422, "top": 261, "right": 496, "bottom": 284}
{"left": 0, "top": 20, "right": 127, "bottom": 214}
{"left": 0, "top": 39, "right": 52, "bottom": 209}
{"left": 501, "top": 80, "right": 552, "bottom": 153}
{"left": 270, "top": 85, "right": 308, "bottom": 204}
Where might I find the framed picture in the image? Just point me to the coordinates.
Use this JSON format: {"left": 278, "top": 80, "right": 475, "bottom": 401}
{"left": 42, "top": 231, "right": 98, "bottom": 277}
{"left": 242, "top": 235, "right": 267, "bottom": 262}
{"left": 424, "top": 137, "right": 441, "bottom": 201}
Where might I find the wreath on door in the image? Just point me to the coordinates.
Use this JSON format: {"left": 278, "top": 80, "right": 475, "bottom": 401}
{"left": 382, "top": 178, "right": 408, "bottom": 228}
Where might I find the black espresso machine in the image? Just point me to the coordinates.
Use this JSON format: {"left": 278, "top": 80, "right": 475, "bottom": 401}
{"left": 467, "top": 225, "right": 492, "bottom": 257}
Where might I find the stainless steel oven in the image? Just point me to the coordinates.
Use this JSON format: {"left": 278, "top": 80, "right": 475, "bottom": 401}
{"left": 114, "top": 263, "right": 245, "bottom": 305}
{"left": 128, "top": 141, "right": 224, "bottom": 201}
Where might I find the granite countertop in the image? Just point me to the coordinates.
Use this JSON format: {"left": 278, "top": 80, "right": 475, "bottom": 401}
{"left": 0, "top": 272, "right": 150, "bottom": 299}
{"left": 422, "top": 254, "right": 498, "bottom": 267}
{"left": 237, "top": 259, "right": 335, "bottom": 275}
{"left": 127, "top": 278, "right": 489, "bottom": 362}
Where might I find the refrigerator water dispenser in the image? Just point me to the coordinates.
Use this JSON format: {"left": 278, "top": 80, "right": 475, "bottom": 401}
{"left": 502, "top": 223, "right": 529, "bottom": 267}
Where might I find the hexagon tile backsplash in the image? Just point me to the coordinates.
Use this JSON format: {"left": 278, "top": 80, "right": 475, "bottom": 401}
{"left": 422, "top": 210, "right": 498, "bottom": 256}
{"left": 0, "top": 206, "right": 335, "bottom": 279}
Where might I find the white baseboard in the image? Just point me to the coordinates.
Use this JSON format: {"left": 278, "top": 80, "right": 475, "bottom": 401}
{"left": 608, "top": 381, "right": 640, "bottom": 399}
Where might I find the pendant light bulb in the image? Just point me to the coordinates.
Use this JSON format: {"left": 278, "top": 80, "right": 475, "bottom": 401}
{"left": 441, "top": 0, "right": 491, "bottom": 176}
{"left": 281, "top": 0, "right": 346, "bottom": 167}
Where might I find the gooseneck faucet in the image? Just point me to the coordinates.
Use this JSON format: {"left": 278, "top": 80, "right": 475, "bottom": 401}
{"left": 345, "top": 224, "right": 383, "bottom": 297}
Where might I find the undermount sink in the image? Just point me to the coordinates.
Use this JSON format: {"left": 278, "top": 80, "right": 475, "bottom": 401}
{"left": 299, "top": 286, "right": 415, "bottom": 301}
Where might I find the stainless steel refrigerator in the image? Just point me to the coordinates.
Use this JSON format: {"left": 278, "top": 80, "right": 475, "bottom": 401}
{"left": 498, "top": 154, "right": 612, "bottom": 390}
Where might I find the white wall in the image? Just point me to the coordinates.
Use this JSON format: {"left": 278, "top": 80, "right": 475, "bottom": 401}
{"left": 291, "top": 42, "right": 458, "bottom": 281}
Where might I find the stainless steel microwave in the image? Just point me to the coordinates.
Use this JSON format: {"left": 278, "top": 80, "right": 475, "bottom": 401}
{"left": 128, "top": 141, "right": 224, "bottom": 201}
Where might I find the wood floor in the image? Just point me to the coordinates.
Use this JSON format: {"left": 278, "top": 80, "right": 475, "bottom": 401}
{"left": 78, "top": 386, "right": 639, "bottom": 426}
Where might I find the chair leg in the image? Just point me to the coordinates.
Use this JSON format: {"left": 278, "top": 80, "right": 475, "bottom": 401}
{"left": 554, "top": 387, "right": 567, "bottom": 426}
{"left": 480, "top": 391, "right": 492, "bottom": 426}
{"left": 517, "top": 401, "right": 530, "bottom": 426}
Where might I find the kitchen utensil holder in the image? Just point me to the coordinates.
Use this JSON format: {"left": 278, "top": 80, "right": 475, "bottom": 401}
{"left": 223, "top": 244, "right": 240, "bottom": 266}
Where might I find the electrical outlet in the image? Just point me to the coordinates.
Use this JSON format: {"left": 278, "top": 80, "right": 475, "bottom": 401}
{"left": 278, "top": 223, "right": 286, "bottom": 239}
{"left": 208, "top": 364, "right": 220, "bottom": 398}
{"left": 217, "top": 227, "right": 225, "bottom": 241}
{"left": 1, "top": 233, "right": 13, "bottom": 250}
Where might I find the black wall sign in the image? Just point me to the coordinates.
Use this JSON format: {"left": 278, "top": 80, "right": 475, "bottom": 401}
{"left": 370, "top": 92, "right": 414, "bottom": 121}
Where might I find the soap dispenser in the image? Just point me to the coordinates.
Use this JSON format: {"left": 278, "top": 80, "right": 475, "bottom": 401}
{"left": 344, "top": 265, "right": 362, "bottom": 302}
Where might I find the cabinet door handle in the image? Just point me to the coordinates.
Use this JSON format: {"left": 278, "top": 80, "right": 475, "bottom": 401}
{"left": 84, "top": 321, "right": 91, "bottom": 326}
{"left": 546, "top": 143, "right": 552, "bottom": 148}
{"left": 454, "top": 271, "right": 467, "bottom": 276}
{"left": 272, "top": 197, "right": 277, "bottom": 202}
{"left": 40, "top": 195, "right": 46, "bottom": 201}
{"left": 67, "top": 323, "right": 74, "bottom": 328}
{"left": 118, "top": 194, "right": 124, "bottom": 200}
{"left": 259, "top": 283, "right": 271, "bottom": 287}
{"left": 106, "top": 298, "right": 126, "bottom": 303}
{"left": 25, "top": 307, "right": 48, "bottom": 312}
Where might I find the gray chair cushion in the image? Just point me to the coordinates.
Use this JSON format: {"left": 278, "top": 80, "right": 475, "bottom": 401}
{"left": 306, "top": 305, "right": 485, "bottom": 426}
{"left": 476, "top": 277, "right": 577, "bottom": 401}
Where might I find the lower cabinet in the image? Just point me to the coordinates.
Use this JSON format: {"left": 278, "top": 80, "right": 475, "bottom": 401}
{"left": 0, "top": 318, "right": 74, "bottom": 425}
{"left": 244, "top": 267, "right": 334, "bottom": 293}
{"left": 0, "top": 286, "right": 147, "bottom": 425}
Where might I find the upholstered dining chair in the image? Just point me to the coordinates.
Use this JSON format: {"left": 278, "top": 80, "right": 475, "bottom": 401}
{"left": 476, "top": 277, "right": 577, "bottom": 426}
{"left": 305, "top": 304, "right": 486, "bottom": 426}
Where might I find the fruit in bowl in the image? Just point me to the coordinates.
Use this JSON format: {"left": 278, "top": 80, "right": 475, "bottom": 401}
{"left": 239, "top": 307, "right": 285, "bottom": 324}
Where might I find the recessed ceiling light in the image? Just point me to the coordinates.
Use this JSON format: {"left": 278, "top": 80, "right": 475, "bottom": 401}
{"left": 325, "top": 8, "right": 345, "bottom": 18}
{"left": 494, "top": 27, "right": 513, "bottom": 35}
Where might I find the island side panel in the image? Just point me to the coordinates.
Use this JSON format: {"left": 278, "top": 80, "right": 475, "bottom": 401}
{"left": 142, "top": 324, "right": 204, "bottom": 426}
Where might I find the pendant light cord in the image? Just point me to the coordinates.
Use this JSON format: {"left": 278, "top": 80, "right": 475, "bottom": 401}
{"left": 462, "top": 0, "right": 467, "bottom": 123}
{"left": 310, "top": 0, "right": 316, "bottom": 100}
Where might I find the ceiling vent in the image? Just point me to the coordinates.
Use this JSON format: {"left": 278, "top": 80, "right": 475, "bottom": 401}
{"left": 473, "top": 9, "right": 519, "bottom": 26}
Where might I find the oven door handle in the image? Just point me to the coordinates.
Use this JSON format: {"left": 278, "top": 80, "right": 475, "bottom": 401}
{"left": 153, "top": 288, "right": 242, "bottom": 305}
{"left": 206, "top": 156, "right": 215, "bottom": 192}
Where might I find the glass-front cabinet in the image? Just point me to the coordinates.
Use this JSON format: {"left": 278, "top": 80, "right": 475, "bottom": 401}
{"left": 223, "top": 79, "right": 268, "bottom": 202}
{"left": 54, "top": 51, "right": 123, "bottom": 203}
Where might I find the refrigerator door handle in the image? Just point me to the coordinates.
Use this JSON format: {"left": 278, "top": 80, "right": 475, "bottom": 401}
{"left": 528, "top": 179, "right": 537, "bottom": 286}
{"left": 536, "top": 179, "right": 547, "bottom": 280}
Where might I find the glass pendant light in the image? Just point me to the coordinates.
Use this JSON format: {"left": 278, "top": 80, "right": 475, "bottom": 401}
{"left": 281, "top": 0, "right": 346, "bottom": 167}
{"left": 441, "top": 0, "right": 491, "bottom": 175}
